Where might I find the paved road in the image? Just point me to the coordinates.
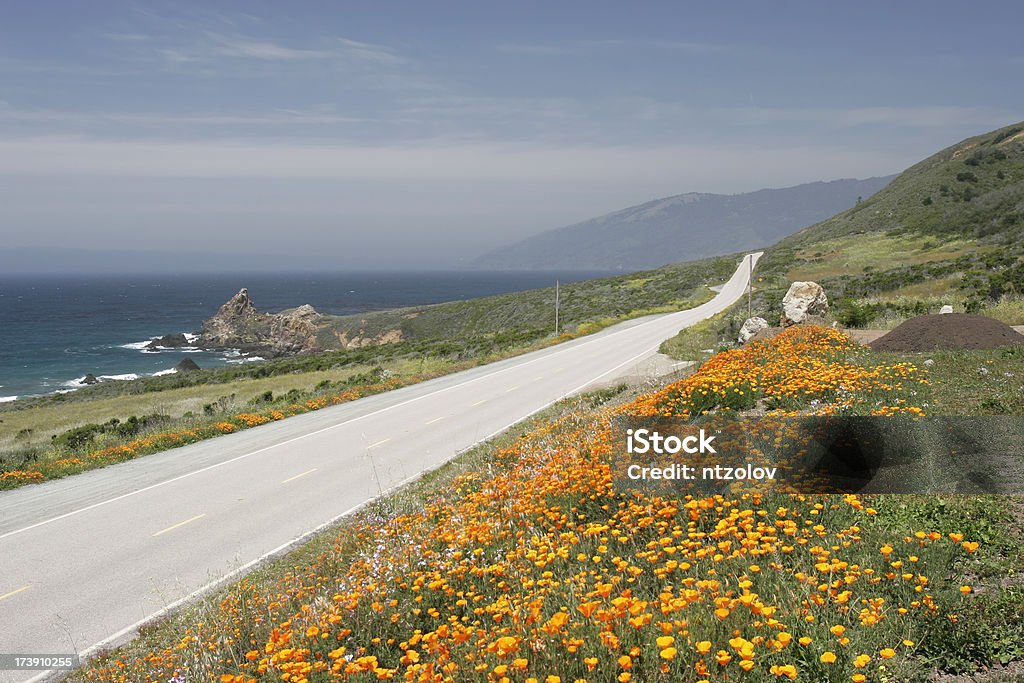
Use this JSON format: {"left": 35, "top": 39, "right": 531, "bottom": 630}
{"left": 0, "top": 253, "right": 760, "bottom": 682}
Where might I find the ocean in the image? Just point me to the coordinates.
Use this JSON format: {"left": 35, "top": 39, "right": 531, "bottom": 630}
{"left": 0, "top": 271, "right": 610, "bottom": 400}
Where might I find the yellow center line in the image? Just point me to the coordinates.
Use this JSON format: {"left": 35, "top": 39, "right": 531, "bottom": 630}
{"left": 367, "top": 438, "right": 391, "bottom": 449}
{"left": 152, "top": 513, "right": 207, "bottom": 538}
{"left": 280, "top": 468, "right": 318, "bottom": 485}
{"left": 425, "top": 416, "right": 446, "bottom": 425}
{"left": 470, "top": 399, "right": 487, "bottom": 407}
{"left": 0, "top": 584, "right": 31, "bottom": 602}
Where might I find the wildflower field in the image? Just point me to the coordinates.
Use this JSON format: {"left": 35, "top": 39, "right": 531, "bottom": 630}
{"left": 75, "top": 327, "right": 1023, "bottom": 683}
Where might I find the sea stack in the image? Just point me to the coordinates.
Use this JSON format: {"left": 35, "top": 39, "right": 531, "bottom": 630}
{"left": 175, "top": 358, "right": 201, "bottom": 373}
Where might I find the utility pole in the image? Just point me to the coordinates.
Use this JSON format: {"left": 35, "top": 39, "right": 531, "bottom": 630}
{"left": 554, "top": 279, "right": 560, "bottom": 335}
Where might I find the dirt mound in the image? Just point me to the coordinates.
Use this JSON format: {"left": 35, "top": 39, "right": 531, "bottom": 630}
{"left": 750, "top": 326, "right": 784, "bottom": 343}
{"left": 869, "top": 314, "right": 1024, "bottom": 352}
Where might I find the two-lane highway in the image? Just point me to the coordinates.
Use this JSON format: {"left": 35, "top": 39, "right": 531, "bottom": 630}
{"left": 0, "top": 253, "right": 760, "bottom": 682}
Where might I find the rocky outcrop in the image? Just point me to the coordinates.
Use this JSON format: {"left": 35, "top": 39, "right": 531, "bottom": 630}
{"left": 738, "top": 317, "right": 769, "bottom": 344}
{"left": 939, "top": 305, "right": 954, "bottom": 315}
{"left": 199, "top": 288, "right": 324, "bottom": 355}
{"left": 333, "top": 328, "right": 404, "bottom": 349}
{"left": 81, "top": 373, "right": 99, "bottom": 385}
{"left": 780, "top": 281, "right": 829, "bottom": 327}
{"left": 175, "top": 358, "right": 201, "bottom": 373}
{"left": 267, "top": 304, "right": 324, "bottom": 354}
{"left": 146, "top": 333, "right": 191, "bottom": 349}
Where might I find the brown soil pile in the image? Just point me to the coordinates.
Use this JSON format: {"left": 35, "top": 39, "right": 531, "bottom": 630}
{"left": 869, "top": 314, "right": 1024, "bottom": 352}
{"left": 750, "top": 326, "right": 784, "bottom": 343}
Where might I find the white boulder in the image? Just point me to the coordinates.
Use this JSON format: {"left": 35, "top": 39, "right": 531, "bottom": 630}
{"left": 939, "top": 305, "right": 954, "bottom": 315}
{"left": 738, "top": 316, "right": 769, "bottom": 343}
{"left": 781, "top": 281, "right": 829, "bottom": 327}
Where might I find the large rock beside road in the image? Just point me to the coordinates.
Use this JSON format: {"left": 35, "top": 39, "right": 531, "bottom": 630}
{"left": 781, "top": 281, "right": 829, "bottom": 327}
{"left": 738, "top": 316, "right": 769, "bottom": 344}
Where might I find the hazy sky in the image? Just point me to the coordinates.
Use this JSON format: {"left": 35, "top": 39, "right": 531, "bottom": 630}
{"left": 1, "top": 1, "right": 1021, "bottom": 270}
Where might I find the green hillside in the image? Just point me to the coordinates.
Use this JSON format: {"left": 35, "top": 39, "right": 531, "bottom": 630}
{"left": 754, "top": 121, "right": 1024, "bottom": 325}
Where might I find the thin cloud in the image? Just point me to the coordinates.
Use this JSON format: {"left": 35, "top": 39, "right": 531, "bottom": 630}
{"left": 337, "top": 38, "right": 406, "bottom": 65}
{"left": 205, "top": 33, "right": 335, "bottom": 60}
{"left": 497, "top": 39, "right": 726, "bottom": 56}
{"left": 159, "top": 32, "right": 399, "bottom": 65}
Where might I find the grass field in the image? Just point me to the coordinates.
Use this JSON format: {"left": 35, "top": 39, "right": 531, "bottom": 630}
{"left": 785, "top": 233, "right": 983, "bottom": 282}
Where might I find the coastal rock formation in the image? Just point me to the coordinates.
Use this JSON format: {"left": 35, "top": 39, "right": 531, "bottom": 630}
{"left": 175, "top": 358, "right": 201, "bottom": 373}
{"left": 81, "top": 373, "right": 99, "bottom": 385}
{"left": 268, "top": 304, "right": 324, "bottom": 354}
{"left": 199, "top": 288, "right": 324, "bottom": 355}
{"left": 738, "top": 317, "right": 769, "bottom": 344}
{"left": 146, "top": 333, "right": 190, "bottom": 349}
{"left": 781, "top": 281, "right": 829, "bottom": 327}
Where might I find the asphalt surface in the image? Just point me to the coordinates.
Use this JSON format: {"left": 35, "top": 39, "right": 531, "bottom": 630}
{"left": 0, "top": 252, "right": 760, "bottom": 682}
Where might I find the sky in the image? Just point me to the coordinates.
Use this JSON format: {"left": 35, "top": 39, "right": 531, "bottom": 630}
{"left": 0, "top": 0, "right": 1021, "bottom": 271}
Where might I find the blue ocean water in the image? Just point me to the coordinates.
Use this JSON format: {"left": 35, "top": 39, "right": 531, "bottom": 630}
{"left": 0, "top": 271, "right": 609, "bottom": 400}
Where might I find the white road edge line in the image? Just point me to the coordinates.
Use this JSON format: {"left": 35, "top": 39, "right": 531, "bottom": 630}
{"left": 1, "top": 253, "right": 761, "bottom": 546}
{"left": 22, "top": 252, "right": 761, "bottom": 682}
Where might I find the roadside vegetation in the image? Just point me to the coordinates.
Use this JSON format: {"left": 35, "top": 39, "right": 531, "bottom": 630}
{"left": 70, "top": 327, "right": 1023, "bottom": 683}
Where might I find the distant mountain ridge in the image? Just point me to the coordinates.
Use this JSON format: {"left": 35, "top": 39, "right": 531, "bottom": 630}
{"left": 471, "top": 177, "right": 894, "bottom": 271}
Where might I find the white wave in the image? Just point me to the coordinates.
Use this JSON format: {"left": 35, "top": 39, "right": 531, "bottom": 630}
{"left": 152, "top": 368, "right": 177, "bottom": 376}
{"left": 66, "top": 373, "right": 141, "bottom": 386}
{"left": 122, "top": 333, "right": 200, "bottom": 351}
{"left": 226, "top": 356, "right": 265, "bottom": 364}
{"left": 0, "top": 395, "right": 18, "bottom": 403}
{"left": 120, "top": 338, "right": 157, "bottom": 350}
